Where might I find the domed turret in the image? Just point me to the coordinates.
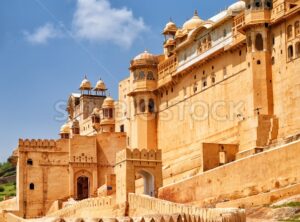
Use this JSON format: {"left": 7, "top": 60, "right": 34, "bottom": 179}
{"left": 183, "top": 10, "right": 203, "bottom": 31}
{"left": 102, "top": 96, "right": 115, "bottom": 109}
{"left": 134, "top": 51, "right": 157, "bottom": 61}
{"left": 79, "top": 75, "right": 93, "bottom": 93}
{"left": 100, "top": 96, "right": 115, "bottom": 133}
{"left": 130, "top": 51, "right": 158, "bottom": 70}
{"left": 163, "top": 20, "right": 178, "bottom": 37}
{"left": 94, "top": 79, "right": 107, "bottom": 96}
{"left": 71, "top": 119, "right": 80, "bottom": 135}
{"left": 60, "top": 123, "right": 70, "bottom": 139}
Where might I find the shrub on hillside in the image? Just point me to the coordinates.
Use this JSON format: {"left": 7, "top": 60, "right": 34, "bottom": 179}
{"left": 0, "top": 186, "right": 4, "bottom": 192}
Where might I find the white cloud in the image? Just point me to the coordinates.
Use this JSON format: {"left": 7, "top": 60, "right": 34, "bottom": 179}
{"left": 72, "top": 0, "right": 147, "bottom": 48}
{"left": 24, "top": 23, "right": 62, "bottom": 45}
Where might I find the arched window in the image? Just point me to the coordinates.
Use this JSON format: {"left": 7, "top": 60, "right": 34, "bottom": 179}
{"left": 147, "top": 71, "right": 155, "bottom": 80}
{"left": 139, "top": 99, "right": 146, "bottom": 113}
{"left": 29, "top": 183, "right": 35, "bottom": 190}
{"left": 27, "top": 159, "right": 33, "bottom": 166}
{"left": 108, "top": 108, "right": 113, "bottom": 118}
{"left": 207, "top": 35, "right": 212, "bottom": 48}
{"left": 133, "top": 71, "right": 138, "bottom": 81}
{"left": 287, "top": 25, "right": 293, "bottom": 39}
{"left": 265, "top": 0, "right": 272, "bottom": 9}
{"left": 193, "top": 83, "right": 198, "bottom": 93}
{"left": 202, "top": 77, "right": 207, "bottom": 88}
{"left": 148, "top": 99, "right": 155, "bottom": 113}
{"left": 288, "top": 45, "right": 294, "bottom": 60}
{"left": 296, "top": 42, "right": 300, "bottom": 58}
{"left": 211, "top": 74, "right": 216, "bottom": 84}
{"left": 202, "top": 39, "right": 207, "bottom": 50}
{"left": 139, "top": 71, "right": 145, "bottom": 80}
{"left": 255, "top": 33, "right": 264, "bottom": 51}
{"left": 254, "top": 0, "right": 262, "bottom": 8}
{"left": 198, "top": 42, "right": 202, "bottom": 53}
{"left": 295, "top": 21, "right": 300, "bottom": 36}
{"left": 223, "top": 29, "right": 227, "bottom": 37}
{"left": 247, "top": 35, "right": 252, "bottom": 48}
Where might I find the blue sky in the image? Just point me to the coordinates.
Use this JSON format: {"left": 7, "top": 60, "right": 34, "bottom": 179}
{"left": 0, "top": 0, "right": 236, "bottom": 162}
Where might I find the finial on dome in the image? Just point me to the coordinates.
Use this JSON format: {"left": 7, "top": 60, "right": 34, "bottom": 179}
{"left": 79, "top": 75, "right": 93, "bottom": 92}
{"left": 194, "top": 10, "right": 198, "bottom": 16}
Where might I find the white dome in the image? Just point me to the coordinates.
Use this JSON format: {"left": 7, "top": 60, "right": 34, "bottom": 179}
{"left": 183, "top": 10, "right": 203, "bottom": 31}
{"left": 134, "top": 50, "right": 156, "bottom": 61}
{"left": 228, "top": 1, "right": 246, "bottom": 12}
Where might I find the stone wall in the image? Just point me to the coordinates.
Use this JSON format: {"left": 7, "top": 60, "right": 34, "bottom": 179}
{"left": 128, "top": 193, "right": 245, "bottom": 221}
{"left": 46, "top": 197, "right": 115, "bottom": 218}
{"left": 0, "top": 198, "right": 17, "bottom": 211}
{"left": 159, "top": 139, "right": 300, "bottom": 207}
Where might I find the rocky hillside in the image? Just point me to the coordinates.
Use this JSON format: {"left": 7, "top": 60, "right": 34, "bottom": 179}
{"left": 0, "top": 162, "right": 16, "bottom": 201}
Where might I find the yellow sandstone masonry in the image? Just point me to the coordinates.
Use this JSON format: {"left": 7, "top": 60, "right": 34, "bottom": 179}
{"left": 1, "top": 0, "right": 300, "bottom": 221}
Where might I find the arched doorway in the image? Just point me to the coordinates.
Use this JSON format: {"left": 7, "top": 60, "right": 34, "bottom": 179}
{"left": 136, "top": 170, "right": 155, "bottom": 197}
{"left": 77, "top": 176, "right": 89, "bottom": 200}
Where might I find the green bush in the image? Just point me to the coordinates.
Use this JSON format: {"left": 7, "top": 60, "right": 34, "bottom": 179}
{"left": 0, "top": 186, "right": 4, "bottom": 192}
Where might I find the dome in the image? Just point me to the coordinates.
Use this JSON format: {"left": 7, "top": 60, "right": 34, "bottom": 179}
{"left": 183, "top": 10, "right": 203, "bottom": 31}
{"left": 94, "top": 79, "right": 107, "bottom": 91}
{"left": 60, "top": 123, "right": 70, "bottom": 134}
{"left": 102, "top": 96, "right": 114, "bottom": 108}
{"left": 79, "top": 76, "right": 92, "bottom": 91}
{"left": 134, "top": 50, "right": 157, "bottom": 61}
{"left": 228, "top": 1, "right": 245, "bottom": 12}
{"left": 163, "top": 20, "right": 178, "bottom": 34}
{"left": 131, "top": 50, "right": 158, "bottom": 69}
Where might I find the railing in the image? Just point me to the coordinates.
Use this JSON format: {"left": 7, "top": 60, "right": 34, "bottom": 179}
{"left": 233, "top": 12, "right": 245, "bottom": 32}
{"left": 158, "top": 55, "right": 177, "bottom": 80}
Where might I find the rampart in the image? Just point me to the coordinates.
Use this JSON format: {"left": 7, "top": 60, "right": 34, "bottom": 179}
{"left": 159, "top": 139, "right": 300, "bottom": 208}
{"left": 116, "top": 149, "right": 162, "bottom": 164}
{"left": 128, "top": 193, "right": 246, "bottom": 221}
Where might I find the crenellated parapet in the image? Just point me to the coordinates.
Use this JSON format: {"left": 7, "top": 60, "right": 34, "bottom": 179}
{"left": 115, "top": 148, "right": 161, "bottom": 164}
{"left": 18, "top": 139, "right": 57, "bottom": 149}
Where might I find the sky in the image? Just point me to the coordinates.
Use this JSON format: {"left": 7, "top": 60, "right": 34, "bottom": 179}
{"left": 0, "top": 0, "right": 237, "bottom": 162}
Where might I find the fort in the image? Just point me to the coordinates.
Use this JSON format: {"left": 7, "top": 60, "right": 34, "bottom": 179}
{"left": 1, "top": 0, "right": 300, "bottom": 221}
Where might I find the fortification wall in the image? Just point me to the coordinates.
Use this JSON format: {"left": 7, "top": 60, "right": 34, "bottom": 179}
{"left": 17, "top": 138, "right": 70, "bottom": 218}
{"left": 159, "top": 139, "right": 300, "bottom": 207}
{"left": 157, "top": 48, "right": 252, "bottom": 185}
{"left": 271, "top": 15, "right": 300, "bottom": 140}
{"left": 46, "top": 197, "right": 115, "bottom": 218}
{"left": 128, "top": 193, "right": 245, "bottom": 221}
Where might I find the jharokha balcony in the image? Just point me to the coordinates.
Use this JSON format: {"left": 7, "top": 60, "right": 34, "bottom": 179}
{"left": 244, "top": 8, "right": 271, "bottom": 25}
{"left": 157, "top": 55, "right": 178, "bottom": 88}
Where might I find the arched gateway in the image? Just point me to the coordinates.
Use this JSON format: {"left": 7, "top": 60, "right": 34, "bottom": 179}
{"left": 115, "top": 148, "right": 162, "bottom": 203}
{"left": 77, "top": 176, "right": 89, "bottom": 200}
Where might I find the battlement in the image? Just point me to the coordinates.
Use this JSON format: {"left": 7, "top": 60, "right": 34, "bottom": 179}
{"left": 116, "top": 148, "right": 162, "bottom": 164}
{"left": 18, "top": 139, "right": 57, "bottom": 149}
